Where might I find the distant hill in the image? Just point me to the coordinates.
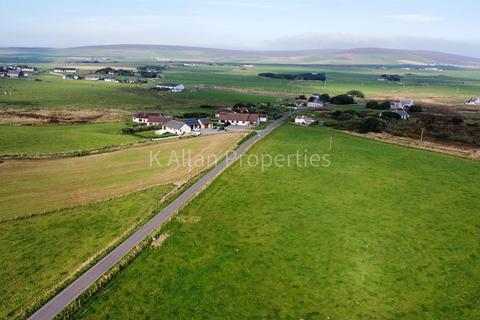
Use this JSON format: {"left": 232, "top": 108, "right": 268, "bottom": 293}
{"left": 1, "top": 45, "right": 479, "bottom": 67}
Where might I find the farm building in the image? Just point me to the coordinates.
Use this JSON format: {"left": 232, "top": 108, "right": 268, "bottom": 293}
{"left": 465, "top": 97, "right": 480, "bottom": 106}
{"left": 146, "top": 116, "right": 172, "bottom": 126}
{"left": 215, "top": 108, "right": 232, "bottom": 117}
{"left": 104, "top": 77, "right": 119, "bottom": 83}
{"left": 156, "top": 82, "right": 185, "bottom": 92}
{"left": 198, "top": 118, "right": 212, "bottom": 129}
{"left": 6, "top": 70, "right": 24, "bottom": 78}
{"left": 259, "top": 114, "right": 268, "bottom": 122}
{"left": 395, "top": 110, "right": 410, "bottom": 120}
{"left": 132, "top": 112, "right": 167, "bottom": 123}
{"left": 54, "top": 67, "right": 77, "bottom": 73}
{"left": 391, "top": 99, "right": 414, "bottom": 110}
{"left": 160, "top": 120, "right": 192, "bottom": 135}
{"left": 19, "top": 66, "right": 35, "bottom": 72}
{"left": 217, "top": 112, "right": 260, "bottom": 126}
{"left": 294, "top": 115, "right": 316, "bottom": 126}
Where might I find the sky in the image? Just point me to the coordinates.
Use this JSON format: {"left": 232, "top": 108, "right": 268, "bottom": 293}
{"left": 2, "top": 0, "right": 480, "bottom": 56}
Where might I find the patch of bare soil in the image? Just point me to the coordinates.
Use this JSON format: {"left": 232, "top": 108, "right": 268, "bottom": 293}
{"left": 342, "top": 130, "right": 480, "bottom": 160}
{"left": 151, "top": 233, "right": 170, "bottom": 249}
{"left": 0, "top": 108, "right": 129, "bottom": 125}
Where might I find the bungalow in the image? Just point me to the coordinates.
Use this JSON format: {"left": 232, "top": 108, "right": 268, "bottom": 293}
{"left": 156, "top": 82, "right": 185, "bottom": 92}
{"left": 391, "top": 99, "right": 414, "bottom": 110}
{"left": 182, "top": 118, "right": 201, "bottom": 130}
{"left": 6, "top": 70, "right": 24, "bottom": 78}
{"left": 19, "top": 66, "right": 35, "bottom": 72}
{"left": 54, "top": 67, "right": 77, "bottom": 73}
{"left": 217, "top": 112, "right": 260, "bottom": 126}
{"left": 104, "top": 77, "right": 119, "bottom": 83}
{"left": 465, "top": 97, "right": 480, "bottom": 106}
{"left": 63, "top": 74, "right": 79, "bottom": 80}
{"left": 307, "top": 99, "right": 324, "bottom": 108}
{"left": 294, "top": 115, "right": 316, "bottom": 126}
{"left": 161, "top": 119, "right": 192, "bottom": 135}
{"left": 198, "top": 118, "right": 212, "bottom": 129}
{"left": 132, "top": 112, "right": 167, "bottom": 123}
{"left": 259, "top": 114, "right": 268, "bottom": 122}
{"left": 146, "top": 115, "right": 172, "bottom": 126}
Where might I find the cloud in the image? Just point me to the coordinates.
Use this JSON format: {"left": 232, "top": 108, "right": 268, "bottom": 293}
{"left": 383, "top": 14, "right": 443, "bottom": 22}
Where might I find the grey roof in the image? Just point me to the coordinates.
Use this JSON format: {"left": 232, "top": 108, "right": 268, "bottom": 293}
{"left": 199, "top": 118, "right": 211, "bottom": 124}
{"left": 164, "top": 119, "right": 187, "bottom": 130}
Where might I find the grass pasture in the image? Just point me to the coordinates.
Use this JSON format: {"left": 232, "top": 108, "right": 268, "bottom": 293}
{"left": 76, "top": 125, "right": 480, "bottom": 319}
{"left": 0, "top": 132, "right": 243, "bottom": 220}
{"left": 0, "top": 122, "right": 142, "bottom": 155}
{"left": 0, "top": 185, "right": 173, "bottom": 320}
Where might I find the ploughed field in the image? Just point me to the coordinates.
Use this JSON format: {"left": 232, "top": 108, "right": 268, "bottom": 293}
{"left": 75, "top": 124, "right": 480, "bottom": 319}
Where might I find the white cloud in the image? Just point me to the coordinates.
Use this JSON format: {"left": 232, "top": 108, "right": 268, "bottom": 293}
{"left": 384, "top": 14, "right": 443, "bottom": 22}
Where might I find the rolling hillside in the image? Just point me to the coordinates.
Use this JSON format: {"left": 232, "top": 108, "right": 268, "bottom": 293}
{"left": 1, "top": 45, "right": 480, "bottom": 66}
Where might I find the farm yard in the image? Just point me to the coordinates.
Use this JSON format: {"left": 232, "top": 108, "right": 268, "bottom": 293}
{"left": 73, "top": 124, "right": 480, "bottom": 319}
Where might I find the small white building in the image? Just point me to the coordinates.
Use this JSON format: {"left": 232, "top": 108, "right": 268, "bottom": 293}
{"left": 132, "top": 112, "right": 167, "bottom": 124}
{"left": 156, "top": 83, "right": 185, "bottom": 92}
{"left": 259, "top": 114, "right": 268, "bottom": 122}
{"left": 395, "top": 110, "right": 410, "bottom": 120}
{"left": 198, "top": 118, "right": 212, "bottom": 129}
{"left": 19, "top": 66, "right": 35, "bottom": 72}
{"left": 391, "top": 99, "right": 414, "bottom": 110}
{"left": 6, "top": 70, "right": 24, "bottom": 78}
{"left": 295, "top": 115, "right": 315, "bottom": 126}
{"left": 465, "top": 97, "right": 480, "bottom": 106}
{"left": 217, "top": 112, "right": 260, "bottom": 126}
{"left": 104, "top": 77, "right": 119, "bottom": 83}
{"left": 160, "top": 120, "right": 192, "bottom": 135}
{"left": 307, "top": 100, "right": 324, "bottom": 108}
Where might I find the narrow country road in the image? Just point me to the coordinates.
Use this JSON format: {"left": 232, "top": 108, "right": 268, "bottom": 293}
{"left": 28, "top": 114, "right": 289, "bottom": 320}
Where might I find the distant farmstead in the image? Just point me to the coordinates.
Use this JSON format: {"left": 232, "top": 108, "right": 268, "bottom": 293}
{"left": 54, "top": 67, "right": 77, "bottom": 73}
{"left": 6, "top": 70, "right": 24, "bottom": 78}
{"left": 294, "top": 115, "right": 316, "bottom": 126}
{"left": 217, "top": 112, "right": 261, "bottom": 126}
{"left": 391, "top": 99, "right": 414, "bottom": 110}
{"left": 63, "top": 74, "right": 79, "bottom": 80}
{"left": 156, "top": 83, "right": 185, "bottom": 92}
{"left": 465, "top": 97, "right": 480, "bottom": 106}
{"left": 133, "top": 112, "right": 168, "bottom": 124}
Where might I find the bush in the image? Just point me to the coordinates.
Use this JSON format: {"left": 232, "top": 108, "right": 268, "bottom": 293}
{"left": 338, "top": 113, "right": 354, "bottom": 121}
{"left": 319, "top": 93, "right": 330, "bottom": 102}
{"left": 359, "top": 117, "right": 386, "bottom": 133}
{"left": 409, "top": 105, "right": 423, "bottom": 112}
{"left": 347, "top": 90, "right": 365, "bottom": 98}
{"left": 366, "top": 101, "right": 379, "bottom": 109}
{"left": 381, "top": 111, "right": 402, "bottom": 120}
{"left": 330, "top": 94, "right": 355, "bottom": 105}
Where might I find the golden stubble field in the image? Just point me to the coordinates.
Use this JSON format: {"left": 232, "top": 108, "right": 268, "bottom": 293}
{"left": 0, "top": 132, "right": 243, "bottom": 220}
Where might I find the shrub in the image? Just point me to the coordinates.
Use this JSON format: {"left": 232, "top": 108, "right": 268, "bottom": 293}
{"left": 409, "top": 105, "right": 423, "bottom": 112}
{"left": 338, "top": 113, "right": 354, "bottom": 121}
{"left": 359, "top": 117, "right": 386, "bottom": 133}
{"left": 319, "top": 93, "right": 330, "bottom": 102}
{"left": 366, "top": 101, "right": 379, "bottom": 109}
{"left": 381, "top": 111, "right": 402, "bottom": 120}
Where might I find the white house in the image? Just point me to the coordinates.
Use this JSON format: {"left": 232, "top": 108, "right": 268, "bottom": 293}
{"left": 391, "top": 99, "right": 414, "bottom": 110}
{"left": 295, "top": 115, "right": 315, "bottom": 126}
{"left": 259, "top": 114, "right": 268, "bottom": 122}
{"left": 160, "top": 120, "right": 192, "bottom": 135}
{"left": 19, "top": 66, "right": 35, "bottom": 72}
{"left": 395, "top": 110, "right": 410, "bottom": 120}
{"left": 132, "top": 112, "right": 167, "bottom": 124}
{"left": 146, "top": 116, "right": 172, "bottom": 126}
{"left": 104, "top": 77, "right": 119, "bottom": 83}
{"left": 307, "top": 100, "right": 324, "bottom": 108}
{"left": 465, "top": 97, "right": 480, "bottom": 106}
{"left": 6, "top": 70, "right": 24, "bottom": 78}
{"left": 54, "top": 67, "right": 77, "bottom": 73}
{"left": 217, "top": 112, "right": 260, "bottom": 126}
{"left": 156, "top": 82, "right": 185, "bottom": 92}
{"left": 63, "top": 74, "right": 79, "bottom": 80}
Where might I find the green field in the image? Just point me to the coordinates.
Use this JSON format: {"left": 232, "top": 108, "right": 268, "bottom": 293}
{"left": 0, "top": 122, "right": 143, "bottom": 155}
{"left": 75, "top": 125, "right": 480, "bottom": 319}
{"left": 0, "top": 185, "right": 174, "bottom": 320}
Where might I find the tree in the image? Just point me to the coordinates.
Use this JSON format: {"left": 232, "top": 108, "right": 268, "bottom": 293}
{"left": 347, "top": 90, "right": 365, "bottom": 98}
{"left": 366, "top": 101, "right": 379, "bottom": 109}
{"left": 330, "top": 94, "right": 355, "bottom": 105}
{"left": 319, "top": 93, "right": 330, "bottom": 102}
{"left": 409, "top": 105, "right": 423, "bottom": 112}
{"left": 379, "top": 101, "right": 392, "bottom": 110}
